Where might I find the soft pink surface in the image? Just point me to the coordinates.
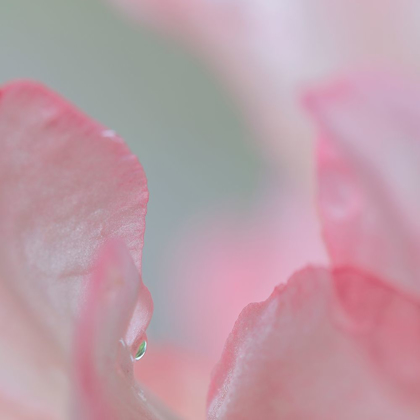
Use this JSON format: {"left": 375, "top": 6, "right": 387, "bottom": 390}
{"left": 208, "top": 266, "right": 420, "bottom": 419}
{"left": 4, "top": 59, "right": 420, "bottom": 420}
{"left": 206, "top": 73, "right": 420, "bottom": 419}
{"left": 73, "top": 241, "right": 169, "bottom": 420}
{"left": 306, "top": 74, "right": 420, "bottom": 297}
{"left": 134, "top": 343, "right": 210, "bottom": 420}
{"left": 0, "top": 81, "right": 155, "bottom": 418}
{"left": 104, "top": 8, "right": 420, "bottom": 415}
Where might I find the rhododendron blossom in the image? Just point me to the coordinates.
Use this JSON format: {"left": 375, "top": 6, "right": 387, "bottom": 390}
{"left": 105, "top": 4, "right": 420, "bottom": 388}
{"left": 3, "top": 72, "right": 420, "bottom": 420}
{"left": 0, "top": 82, "right": 159, "bottom": 419}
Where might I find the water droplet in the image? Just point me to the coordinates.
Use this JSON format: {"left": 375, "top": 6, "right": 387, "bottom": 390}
{"left": 134, "top": 339, "right": 147, "bottom": 361}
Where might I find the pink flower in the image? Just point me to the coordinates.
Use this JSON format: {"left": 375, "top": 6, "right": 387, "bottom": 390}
{"left": 4, "top": 71, "right": 420, "bottom": 419}
{"left": 106, "top": 4, "right": 420, "bottom": 387}
{"left": 0, "top": 81, "right": 159, "bottom": 418}
{"left": 209, "top": 72, "right": 420, "bottom": 419}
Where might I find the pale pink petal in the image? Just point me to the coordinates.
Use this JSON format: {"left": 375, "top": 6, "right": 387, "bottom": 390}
{"left": 0, "top": 80, "right": 148, "bottom": 342}
{"left": 72, "top": 241, "right": 172, "bottom": 420}
{"left": 166, "top": 188, "right": 327, "bottom": 362}
{"left": 0, "top": 274, "right": 68, "bottom": 419}
{"left": 208, "top": 266, "right": 420, "bottom": 419}
{"left": 306, "top": 73, "right": 420, "bottom": 296}
{"left": 0, "top": 81, "right": 149, "bottom": 417}
{"left": 134, "top": 342, "right": 211, "bottom": 420}
{"left": 108, "top": 0, "right": 420, "bottom": 182}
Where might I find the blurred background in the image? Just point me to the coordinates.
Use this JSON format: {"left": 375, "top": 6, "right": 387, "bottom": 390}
{"left": 0, "top": 0, "right": 262, "bottom": 340}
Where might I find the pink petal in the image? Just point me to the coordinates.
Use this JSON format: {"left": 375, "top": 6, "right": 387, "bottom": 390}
{"left": 0, "top": 276, "right": 67, "bottom": 419}
{"left": 0, "top": 80, "right": 148, "bottom": 342}
{"left": 167, "top": 188, "right": 327, "bottom": 362}
{"left": 306, "top": 73, "right": 420, "bottom": 296}
{"left": 134, "top": 342, "right": 211, "bottom": 420}
{"left": 72, "top": 240, "right": 170, "bottom": 420}
{"left": 208, "top": 266, "right": 420, "bottom": 419}
{"left": 0, "top": 81, "right": 149, "bottom": 416}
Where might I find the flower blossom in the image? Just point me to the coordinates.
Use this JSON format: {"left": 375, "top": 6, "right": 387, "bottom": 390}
{"left": 208, "top": 72, "right": 420, "bottom": 419}
{"left": 0, "top": 81, "right": 159, "bottom": 419}
{"left": 2, "top": 3, "right": 420, "bottom": 420}
{"left": 103, "top": 3, "right": 420, "bottom": 417}
{"left": 3, "top": 70, "right": 420, "bottom": 420}
{"left": 105, "top": 0, "right": 420, "bottom": 359}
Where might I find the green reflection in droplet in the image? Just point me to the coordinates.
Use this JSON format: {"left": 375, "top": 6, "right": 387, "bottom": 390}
{"left": 135, "top": 340, "right": 147, "bottom": 361}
